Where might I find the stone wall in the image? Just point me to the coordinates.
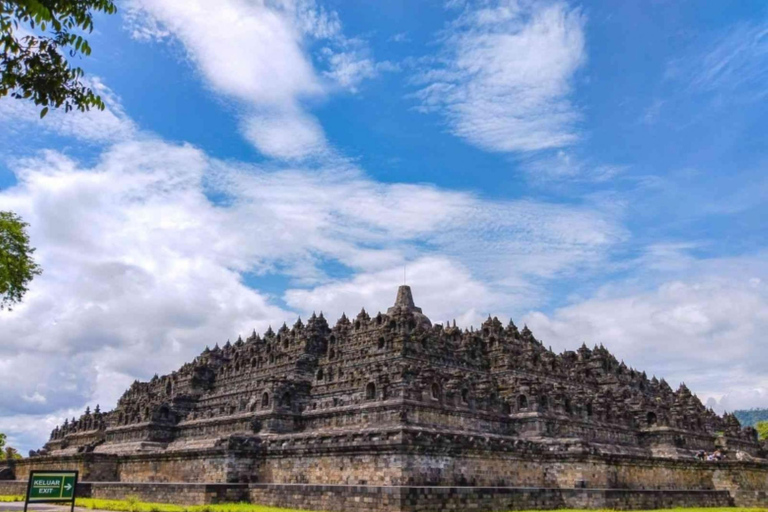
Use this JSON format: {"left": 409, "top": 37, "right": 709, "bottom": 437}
{"left": 1, "top": 478, "right": 763, "bottom": 510}
{"left": 401, "top": 452, "right": 729, "bottom": 489}
{"left": 115, "top": 451, "right": 239, "bottom": 483}
{"left": 0, "top": 480, "right": 27, "bottom": 496}
{"left": 247, "top": 484, "right": 736, "bottom": 512}
{"left": 86, "top": 483, "right": 249, "bottom": 505}
{"left": 12, "top": 453, "right": 118, "bottom": 481}
{"left": 730, "top": 490, "right": 768, "bottom": 508}
{"left": 712, "top": 465, "right": 768, "bottom": 491}
{"left": 0, "top": 481, "right": 247, "bottom": 506}
{"left": 10, "top": 449, "right": 263, "bottom": 485}
{"left": 396, "top": 445, "right": 768, "bottom": 489}
{"left": 261, "top": 451, "right": 402, "bottom": 486}
{"left": 400, "top": 487, "right": 735, "bottom": 512}
{"left": 248, "top": 484, "right": 402, "bottom": 512}
{"left": 11, "top": 446, "right": 768, "bottom": 500}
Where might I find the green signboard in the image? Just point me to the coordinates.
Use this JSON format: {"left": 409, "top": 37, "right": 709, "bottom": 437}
{"left": 24, "top": 470, "right": 78, "bottom": 512}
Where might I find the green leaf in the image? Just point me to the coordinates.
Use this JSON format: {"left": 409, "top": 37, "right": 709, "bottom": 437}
{"left": 0, "top": 0, "right": 117, "bottom": 114}
{"left": 0, "top": 211, "right": 43, "bottom": 310}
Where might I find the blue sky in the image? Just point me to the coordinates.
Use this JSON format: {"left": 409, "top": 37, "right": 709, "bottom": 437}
{"left": 1, "top": 0, "right": 768, "bottom": 453}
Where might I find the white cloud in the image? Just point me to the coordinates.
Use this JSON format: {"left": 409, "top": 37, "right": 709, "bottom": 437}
{"left": 322, "top": 49, "right": 378, "bottom": 93}
{"left": 525, "top": 254, "right": 768, "bottom": 413}
{"left": 389, "top": 32, "right": 410, "bottom": 43}
{"left": 320, "top": 42, "right": 400, "bottom": 93}
{"left": 124, "top": 0, "right": 383, "bottom": 159}
{"left": 125, "top": 0, "right": 324, "bottom": 104}
{"left": 710, "top": 388, "right": 768, "bottom": 415}
{"left": 0, "top": 410, "right": 77, "bottom": 456}
{"left": 0, "top": 140, "right": 292, "bottom": 423}
{"left": 211, "top": 162, "right": 624, "bottom": 287}
{"left": 0, "top": 136, "right": 622, "bottom": 452}
{"left": 285, "top": 256, "right": 506, "bottom": 326}
{"left": 241, "top": 108, "right": 329, "bottom": 160}
{"left": 22, "top": 392, "right": 47, "bottom": 404}
{"left": 0, "top": 78, "right": 136, "bottom": 143}
{"left": 415, "top": 0, "right": 586, "bottom": 153}
{"left": 523, "top": 150, "right": 627, "bottom": 183}
{"left": 124, "top": 0, "right": 324, "bottom": 159}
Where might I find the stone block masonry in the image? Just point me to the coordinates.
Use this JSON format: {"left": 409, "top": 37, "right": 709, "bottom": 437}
{"left": 83, "top": 483, "right": 250, "bottom": 506}
{"left": 0, "top": 481, "right": 742, "bottom": 510}
{"left": 0, "top": 481, "right": 27, "bottom": 496}
{"left": 4, "top": 286, "right": 766, "bottom": 512}
{"left": 248, "top": 485, "right": 737, "bottom": 512}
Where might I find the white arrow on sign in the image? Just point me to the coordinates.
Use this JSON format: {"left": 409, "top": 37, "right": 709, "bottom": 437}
{"left": 64, "top": 484, "right": 73, "bottom": 491}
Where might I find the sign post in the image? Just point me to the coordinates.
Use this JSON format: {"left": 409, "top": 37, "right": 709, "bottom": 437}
{"left": 24, "top": 470, "right": 78, "bottom": 512}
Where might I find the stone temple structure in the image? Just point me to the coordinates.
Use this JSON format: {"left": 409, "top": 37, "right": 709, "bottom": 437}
{"left": 3, "top": 286, "right": 768, "bottom": 511}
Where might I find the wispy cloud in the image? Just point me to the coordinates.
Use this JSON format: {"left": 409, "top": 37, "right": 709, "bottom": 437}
{"left": 124, "top": 0, "right": 384, "bottom": 160}
{"left": 667, "top": 21, "right": 768, "bottom": 100}
{"left": 321, "top": 45, "right": 400, "bottom": 94}
{"left": 0, "top": 77, "right": 136, "bottom": 143}
{"left": 389, "top": 32, "right": 410, "bottom": 43}
{"left": 414, "top": 0, "right": 586, "bottom": 153}
{"left": 523, "top": 150, "right": 627, "bottom": 183}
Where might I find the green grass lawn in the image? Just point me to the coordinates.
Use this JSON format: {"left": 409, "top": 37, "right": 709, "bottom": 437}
{"left": 0, "top": 497, "right": 767, "bottom": 512}
{"left": 75, "top": 498, "right": 308, "bottom": 512}
{"left": 74, "top": 503, "right": 768, "bottom": 512}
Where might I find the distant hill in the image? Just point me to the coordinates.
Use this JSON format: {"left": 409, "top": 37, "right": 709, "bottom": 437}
{"left": 733, "top": 408, "right": 768, "bottom": 427}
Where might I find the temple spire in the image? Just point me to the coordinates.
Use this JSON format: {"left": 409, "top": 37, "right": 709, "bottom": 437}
{"left": 395, "top": 285, "right": 415, "bottom": 308}
{"left": 387, "top": 285, "right": 422, "bottom": 314}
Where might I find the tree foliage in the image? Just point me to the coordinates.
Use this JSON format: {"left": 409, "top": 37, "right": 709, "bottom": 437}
{"left": 1, "top": 0, "right": 117, "bottom": 117}
{"left": 0, "top": 211, "right": 42, "bottom": 310}
{"left": 0, "top": 433, "right": 22, "bottom": 460}
{"left": 757, "top": 421, "right": 768, "bottom": 441}
{"left": 733, "top": 408, "right": 768, "bottom": 428}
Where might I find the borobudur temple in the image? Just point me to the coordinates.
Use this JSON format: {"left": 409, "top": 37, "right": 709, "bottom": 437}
{"left": 4, "top": 286, "right": 768, "bottom": 511}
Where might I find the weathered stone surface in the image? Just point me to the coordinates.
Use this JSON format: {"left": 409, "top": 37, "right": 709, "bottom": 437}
{"left": 5, "top": 286, "right": 767, "bottom": 511}
{"left": 249, "top": 485, "right": 736, "bottom": 512}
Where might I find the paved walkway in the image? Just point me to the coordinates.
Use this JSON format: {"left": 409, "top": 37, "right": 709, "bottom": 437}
{"left": 0, "top": 504, "right": 84, "bottom": 512}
